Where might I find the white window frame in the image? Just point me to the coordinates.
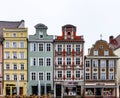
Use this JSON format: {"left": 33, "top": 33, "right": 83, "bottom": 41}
{"left": 66, "top": 57, "right": 71, "bottom": 65}
{"left": 38, "top": 57, "right": 44, "bottom": 66}
{"left": 76, "top": 70, "right": 80, "bottom": 78}
{"left": 30, "top": 57, "right": 37, "bottom": 66}
{"left": 100, "top": 60, "right": 106, "bottom": 68}
{"left": 109, "top": 73, "right": 114, "bottom": 80}
{"left": 20, "top": 74, "right": 24, "bottom": 80}
{"left": 30, "top": 43, "right": 37, "bottom": 52}
{"left": 85, "top": 73, "right": 90, "bottom": 80}
{"left": 104, "top": 50, "right": 109, "bottom": 56}
{"left": 93, "top": 60, "right": 98, "bottom": 67}
{"left": 92, "top": 73, "right": 98, "bottom": 80}
{"left": 85, "top": 60, "right": 90, "bottom": 67}
{"left": 109, "top": 60, "right": 114, "bottom": 68}
{"left": 66, "top": 70, "right": 72, "bottom": 78}
{"left": 20, "top": 52, "right": 24, "bottom": 59}
{"left": 6, "top": 64, "right": 10, "bottom": 70}
{"left": 46, "top": 72, "right": 52, "bottom": 81}
{"left": 46, "top": 43, "right": 51, "bottom": 52}
{"left": 57, "top": 44, "right": 62, "bottom": 52}
{"left": 13, "top": 64, "right": 17, "bottom": 70}
{"left": 57, "top": 57, "right": 62, "bottom": 65}
{"left": 100, "top": 73, "right": 106, "bottom": 80}
{"left": 13, "top": 42, "right": 17, "bottom": 48}
{"left": 5, "top": 52, "right": 10, "bottom": 59}
{"left": 76, "top": 44, "right": 80, "bottom": 52}
{"left": 66, "top": 44, "right": 71, "bottom": 53}
{"left": 20, "top": 63, "right": 24, "bottom": 70}
{"left": 12, "top": 74, "right": 17, "bottom": 80}
{"left": 20, "top": 42, "right": 24, "bottom": 48}
{"left": 38, "top": 72, "right": 44, "bottom": 80}
{"left": 94, "top": 50, "right": 98, "bottom": 56}
{"left": 13, "top": 52, "right": 17, "bottom": 59}
{"left": 76, "top": 57, "right": 80, "bottom": 65}
{"left": 30, "top": 72, "right": 36, "bottom": 80}
{"left": 46, "top": 57, "right": 51, "bottom": 66}
{"left": 5, "top": 42, "right": 10, "bottom": 48}
{"left": 57, "top": 70, "right": 62, "bottom": 78}
{"left": 5, "top": 74, "right": 10, "bottom": 80}
{"left": 38, "top": 43, "right": 44, "bottom": 52}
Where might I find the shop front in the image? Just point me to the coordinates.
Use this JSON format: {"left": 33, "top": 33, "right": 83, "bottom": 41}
{"left": 84, "top": 83, "right": 116, "bottom": 98}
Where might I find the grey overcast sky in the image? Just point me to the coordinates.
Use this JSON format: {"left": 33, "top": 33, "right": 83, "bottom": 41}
{"left": 1, "top": 0, "right": 120, "bottom": 54}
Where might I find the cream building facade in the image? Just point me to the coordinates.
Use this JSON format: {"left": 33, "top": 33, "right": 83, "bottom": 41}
{"left": 3, "top": 27, "right": 28, "bottom": 96}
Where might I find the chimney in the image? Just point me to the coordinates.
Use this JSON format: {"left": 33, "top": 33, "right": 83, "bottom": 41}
{"left": 88, "top": 48, "right": 90, "bottom": 55}
{"left": 109, "top": 36, "right": 114, "bottom": 43}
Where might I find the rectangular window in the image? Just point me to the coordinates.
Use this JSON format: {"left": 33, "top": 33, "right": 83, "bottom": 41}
{"left": 67, "top": 58, "right": 71, "bottom": 65}
{"left": 6, "top": 42, "right": 9, "bottom": 48}
{"left": 58, "top": 58, "right": 62, "bottom": 65}
{"left": 86, "top": 61, "right": 90, "bottom": 67}
{"left": 104, "top": 50, "right": 109, "bottom": 56}
{"left": 94, "top": 50, "right": 98, "bottom": 56}
{"left": 76, "top": 44, "right": 80, "bottom": 52}
{"left": 30, "top": 58, "right": 37, "bottom": 66}
{"left": 46, "top": 43, "right": 51, "bottom": 51}
{"left": 109, "top": 73, "right": 114, "bottom": 80}
{"left": 46, "top": 58, "right": 51, "bottom": 66}
{"left": 76, "top": 58, "right": 80, "bottom": 65}
{"left": 76, "top": 70, "right": 80, "bottom": 78}
{"left": 39, "top": 43, "right": 43, "bottom": 51}
{"left": 6, "top": 64, "right": 10, "bottom": 70}
{"left": 101, "top": 73, "right": 106, "bottom": 80}
{"left": 93, "top": 60, "right": 98, "bottom": 67}
{"left": 5, "top": 52, "right": 10, "bottom": 59}
{"left": 93, "top": 73, "right": 98, "bottom": 80}
{"left": 13, "top": 42, "right": 17, "bottom": 48}
{"left": 13, "top": 52, "right": 17, "bottom": 59}
{"left": 67, "top": 71, "right": 71, "bottom": 78}
{"left": 58, "top": 71, "right": 62, "bottom": 78}
{"left": 20, "top": 64, "right": 24, "bottom": 70}
{"left": 31, "top": 72, "right": 36, "bottom": 80}
{"left": 20, "top": 42, "right": 24, "bottom": 48}
{"left": 20, "top": 74, "right": 24, "bottom": 80}
{"left": 46, "top": 72, "right": 51, "bottom": 80}
{"left": 30, "top": 43, "right": 36, "bottom": 51}
{"left": 13, "top": 74, "right": 17, "bottom": 80}
{"left": 39, "top": 58, "right": 44, "bottom": 66}
{"left": 109, "top": 60, "right": 114, "bottom": 68}
{"left": 86, "top": 73, "right": 90, "bottom": 80}
{"left": 20, "top": 52, "right": 24, "bottom": 59}
{"left": 6, "top": 74, "right": 10, "bottom": 80}
{"left": 57, "top": 44, "right": 62, "bottom": 52}
{"left": 67, "top": 44, "right": 71, "bottom": 53}
{"left": 100, "top": 60, "right": 106, "bottom": 68}
{"left": 38, "top": 72, "right": 44, "bottom": 80}
{"left": 13, "top": 64, "right": 17, "bottom": 70}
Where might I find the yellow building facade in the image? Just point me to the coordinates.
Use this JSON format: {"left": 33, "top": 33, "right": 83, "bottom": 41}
{"left": 3, "top": 28, "right": 28, "bottom": 96}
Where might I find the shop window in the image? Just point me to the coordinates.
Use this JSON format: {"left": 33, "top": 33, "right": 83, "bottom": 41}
{"left": 85, "top": 88, "right": 94, "bottom": 96}
{"left": 104, "top": 88, "right": 114, "bottom": 96}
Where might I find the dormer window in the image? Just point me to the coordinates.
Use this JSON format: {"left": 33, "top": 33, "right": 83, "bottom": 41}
{"left": 94, "top": 50, "right": 98, "bottom": 56}
{"left": 104, "top": 50, "right": 109, "bottom": 56}
{"left": 39, "top": 31, "right": 43, "bottom": 39}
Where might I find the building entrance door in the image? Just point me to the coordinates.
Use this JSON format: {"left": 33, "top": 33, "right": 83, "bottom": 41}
{"left": 32, "top": 86, "right": 38, "bottom": 95}
{"left": 96, "top": 88, "right": 102, "bottom": 96}
{"left": 56, "top": 84, "right": 61, "bottom": 97}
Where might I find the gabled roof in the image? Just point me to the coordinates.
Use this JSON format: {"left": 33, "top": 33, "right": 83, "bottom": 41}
{"left": 0, "top": 20, "right": 24, "bottom": 36}
{"left": 109, "top": 34, "right": 120, "bottom": 50}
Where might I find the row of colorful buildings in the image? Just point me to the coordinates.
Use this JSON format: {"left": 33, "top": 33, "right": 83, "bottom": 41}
{"left": 0, "top": 20, "right": 120, "bottom": 98}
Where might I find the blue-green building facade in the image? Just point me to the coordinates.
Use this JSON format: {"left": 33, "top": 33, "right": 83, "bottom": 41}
{"left": 28, "top": 23, "right": 54, "bottom": 96}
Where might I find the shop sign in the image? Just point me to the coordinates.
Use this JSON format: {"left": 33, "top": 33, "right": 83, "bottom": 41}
{"left": 6, "top": 84, "right": 15, "bottom": 86}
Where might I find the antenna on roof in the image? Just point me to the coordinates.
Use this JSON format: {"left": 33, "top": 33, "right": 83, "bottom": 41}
{"left": 100, "top": 34, "right": 102, "bottom": 40}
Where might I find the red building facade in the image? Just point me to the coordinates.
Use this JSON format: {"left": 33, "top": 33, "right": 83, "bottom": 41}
{"left": 54, "top": 24, "right": 84, "bottom": 97}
